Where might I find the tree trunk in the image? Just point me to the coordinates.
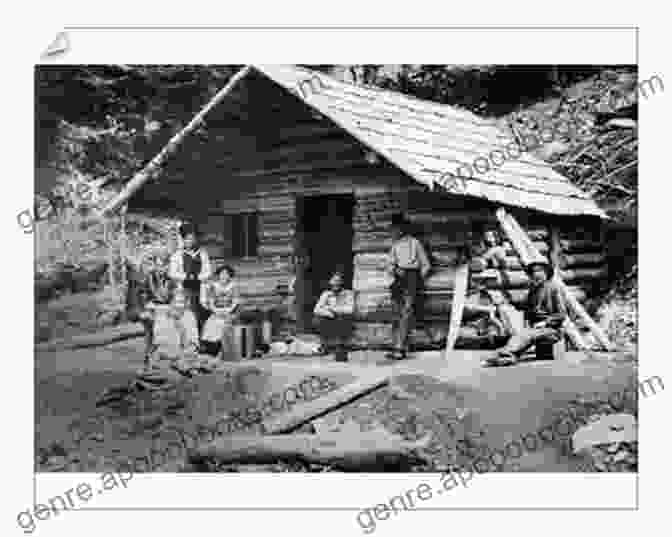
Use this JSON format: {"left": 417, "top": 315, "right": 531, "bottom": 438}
{"left": 101, "top": 65, "right": 252, "bottom": 215}
{"left": 189, "top": 430, "right": 432, "bottom": 471}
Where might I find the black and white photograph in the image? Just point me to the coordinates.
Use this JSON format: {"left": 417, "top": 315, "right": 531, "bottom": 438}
{"left": 11, "top": 20, "right": 669, "bottom": 533}
{"left": 32, "top": 61, "right": 650, "bottom": 483}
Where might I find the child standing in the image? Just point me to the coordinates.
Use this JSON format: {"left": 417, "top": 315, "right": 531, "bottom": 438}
{"left": 200, "top": 265, "right": 240, "bottom": 359}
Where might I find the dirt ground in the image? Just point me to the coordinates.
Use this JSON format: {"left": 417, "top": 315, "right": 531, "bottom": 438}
{"left": 35, "top": 332, "right": 637, "bottom": 473}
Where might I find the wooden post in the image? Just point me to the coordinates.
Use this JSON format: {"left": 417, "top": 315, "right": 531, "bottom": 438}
{"left": 119, "top": 204, "right": 128, "bottom": 288}
{"left": 444, "top": 262, "right": 469, "bottom": 356}
{"left": 549, "top": 225, "right": 562, "bottom": 272}
{"left": 105, "top": 219, "right": 117, "bottom": 287}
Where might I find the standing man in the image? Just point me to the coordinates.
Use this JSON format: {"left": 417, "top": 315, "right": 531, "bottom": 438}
{"left": 485, "top": 260, "right": 567, "bottom": 366}
{"left": 313, "top": 271, "right": 355, "bottom": 362}
{"left": 169, "top": 222, "right": 212, "bottom": 351}
{"left": 386, "top": 214, "right": 431, "bottom": 360}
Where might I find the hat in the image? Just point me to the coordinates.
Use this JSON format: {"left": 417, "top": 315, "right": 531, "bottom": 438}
{"left": 526, "top": 260, "right": 554, "bottom": 279}
{"left": 178, "top": 222, "right": 199, "bottom": 238}
{"left": 329, "top": 271, "right": 344, "bottom": 285}
{"left": 391, "top": 213, "right": 410, "bottom": 231}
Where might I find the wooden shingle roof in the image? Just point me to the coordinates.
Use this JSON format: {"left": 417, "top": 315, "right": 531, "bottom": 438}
{"left": 255, "top": 65, "right": 605, "bottom": 218}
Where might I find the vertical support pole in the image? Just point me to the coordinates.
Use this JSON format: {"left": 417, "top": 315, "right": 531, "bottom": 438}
{"left": 119, "top": 204, "right": 128, "bottom": 288}
{"left": 106, "top": 218, "right": 117, "bottom": 287}
{"left": 550, "top": 224, "right": 562, "bottom": 277}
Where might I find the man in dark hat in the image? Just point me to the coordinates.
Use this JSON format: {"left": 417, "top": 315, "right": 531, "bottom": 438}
{"left": 485, "top": 260, "right": 567, "bottom": 366}
{"left": 168, "top": 222, "right": 212, "bottom": 351}
{"left": 313, "top": 270, "right": 355, "bottom": 362}
{"left": 386, "top": 214, "right": 431, "bottom": 360}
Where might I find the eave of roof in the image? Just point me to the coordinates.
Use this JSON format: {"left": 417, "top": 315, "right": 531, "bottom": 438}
{"left": 253, "top": 64, "right": 606, "bottom": 219}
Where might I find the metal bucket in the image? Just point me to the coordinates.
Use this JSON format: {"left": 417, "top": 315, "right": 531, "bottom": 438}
{"left": 233, "top": 324, "right": 257, "bottom": 359}
{"left": 261, "top": 320, "right": 273, "bottom": 345}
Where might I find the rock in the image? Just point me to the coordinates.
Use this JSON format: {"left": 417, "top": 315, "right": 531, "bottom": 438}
{"left": 572, "top": 413, "right": 637, "bottom": 453}
{"left": 606, "top": 442, "right": 621, "bottom": 454}
{"left": 612, "top": 451, "right": 628, "bottom": 463}
{"left": 593, "top": 461, "right": 607, "bottom": 471}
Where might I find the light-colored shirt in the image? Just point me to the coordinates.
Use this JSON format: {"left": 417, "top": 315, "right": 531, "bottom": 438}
{"left": 314, "top": 289, "right": 355, "bottom": 317}
{"left": 201, "top": 280, "right": 240, "bottom": 314}
{"left": 388, "top": 235, "right": 431, "bottom": 277}
{"left": 168, "top": 248, "right": 212, "bottom": 283}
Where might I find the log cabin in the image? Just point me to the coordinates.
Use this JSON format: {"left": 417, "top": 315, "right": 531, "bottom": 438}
{"left": 104, "top": 65, "right": 608, "bottom": 349}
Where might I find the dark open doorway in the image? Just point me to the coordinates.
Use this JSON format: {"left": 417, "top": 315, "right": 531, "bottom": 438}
{"left": 294, "top": 193, "right": 355, "bottom": 332}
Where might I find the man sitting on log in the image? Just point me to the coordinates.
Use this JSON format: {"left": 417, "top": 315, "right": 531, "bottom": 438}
{"left": 313, "top": 271, "right": 355, "bottom": 362}
{"left": 484, "top": 260, "right": 567, "bottom": 366}
{"left": 386, "top": 214, "right": 431, "bottom": 360}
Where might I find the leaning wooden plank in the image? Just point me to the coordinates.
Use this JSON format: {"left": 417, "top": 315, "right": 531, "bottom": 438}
{"left": 100, "top": 65, "right": 252, "bottom": 215}
{"left": 559, "top": 280, "right": 612, "bottom": 350}
{"left": 563, "top": 318, "right": 588, "bottom": 351}
{"left": 261, "top": 374, "right": 390, "bottom": 434}
{"left": 444, "top": 262, "right": 469, "bottom": 356}
{"left": 189, "top": 429, "right": 431, "bottom": 471}
{"left": 496, "top": 208, "right": 548, "bottom": 265}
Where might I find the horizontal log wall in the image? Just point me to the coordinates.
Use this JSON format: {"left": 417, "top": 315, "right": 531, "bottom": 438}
{"left": 351, "top": 189, "right": 607, "bottom": 348}
{"left": 198, "top": 192, "right": 296, "bottom": 319}
{"left": 193, "top": 168, "right": 607, "bottom": 347}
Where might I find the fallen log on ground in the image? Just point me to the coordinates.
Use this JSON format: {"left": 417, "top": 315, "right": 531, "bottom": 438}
{"left": 262, "top": 374, "right": 390, "bottom": 434}
{"left": 35, "top": 323, "right": 144, "bottom": 352}
{"left": 189, "top": 429, "right": 432, "bottom": 471}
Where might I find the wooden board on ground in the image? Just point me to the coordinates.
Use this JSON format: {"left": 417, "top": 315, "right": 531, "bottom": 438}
{"left": 444, "top": 262, "right": 469, "bottom": 357}
{"left": 261, "top": 373, "right": 390, "bottom": 434}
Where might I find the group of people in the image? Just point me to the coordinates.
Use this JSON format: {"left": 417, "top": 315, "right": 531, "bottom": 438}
{"left": 313, "top": 213, "right": 568, "bottom": 366}
{"left": 127, "top": 215, "right": 568, "bottom": 368}
{"left": 126, "top": 223, "right": 240, "bottom": 367}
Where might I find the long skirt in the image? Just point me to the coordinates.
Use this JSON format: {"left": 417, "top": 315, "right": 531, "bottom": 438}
{"left": 201, "top": 314, "right": 237, "bottom": 359}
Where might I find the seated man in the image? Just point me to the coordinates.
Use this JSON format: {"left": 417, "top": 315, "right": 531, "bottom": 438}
{"left": 485, "top": 260, "right": 567, "bottom": 367}
{"left": 313, "top": 271, "right": 355, "bottom": 362}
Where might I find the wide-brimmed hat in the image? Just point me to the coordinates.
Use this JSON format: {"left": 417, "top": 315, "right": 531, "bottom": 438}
{"left": 329, "top": 271, "right": 344, "bottom": 285}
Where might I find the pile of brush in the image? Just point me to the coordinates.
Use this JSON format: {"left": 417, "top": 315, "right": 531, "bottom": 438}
{"left": 506, "top": 69, "right": 638, "bottom": 216}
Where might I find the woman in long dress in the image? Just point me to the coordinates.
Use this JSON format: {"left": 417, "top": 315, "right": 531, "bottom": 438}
{"left": 200, "top": 265, "right": 240, "bottom": 359}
